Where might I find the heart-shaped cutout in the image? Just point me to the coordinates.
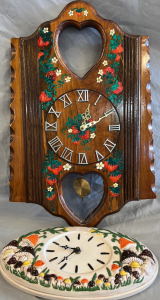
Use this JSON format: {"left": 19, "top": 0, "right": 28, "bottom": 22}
{"left": 55, "top": 21, "right": 106, "bottom": 79}
{"left": 59, "top": 172, "right": 107, "bottom": 224}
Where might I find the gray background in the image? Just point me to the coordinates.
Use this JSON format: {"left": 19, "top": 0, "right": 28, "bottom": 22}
{"left": 0, "top": 0, "right": 160, "bottom": 299}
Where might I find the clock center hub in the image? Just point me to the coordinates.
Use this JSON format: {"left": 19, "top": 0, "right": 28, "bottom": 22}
{"left": 74, "top": 246, "right": 81, "bottom": 254}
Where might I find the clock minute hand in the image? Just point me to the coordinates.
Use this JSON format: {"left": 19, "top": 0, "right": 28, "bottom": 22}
{"left": 52, "top": 242, "right": 75, "bottom": 251}
{"left": 80, "top": 108, "right": 115, "bottom": 131}
{"left": 58, "top": 250, "right": 75, "bottom": 265}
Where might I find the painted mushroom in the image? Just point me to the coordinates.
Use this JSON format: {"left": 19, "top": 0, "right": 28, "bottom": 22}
{"left": 19, "top": 234, "right": 39, "bottom": 248}
{"left": 109, "top": 276, "right": 115, "bottom": 288}
{"left": 119, "top": 270, "right": 128, "bottom": 283}
{"left": 2, "top": 240, "right": 18, "bottom": 254}
{"left": 81, "top": 278, "right": 88, "bottom": 288}
{"left": 21, "top": 260, "right": 32, "bottom": 275}
{"left": 57, "top": 276, "right": 64, "bottom": 287}
{"left": 111, "top": 263, "right": 121, "bottom": 277}
{"left": 123, "top": 265, "right": 132, "bottom": 279}
{"left": 7, "top": 257, "right": 17, "bottom": 266}
{"left": 98, "top": 274, "right": 105, "bottom": 281}
{"left": 3, "top": 249, "right": 15, "bottom": 261}
{"left": 73, "top": 280, "right": 81, "bottom": 289}
{"left": 64, "top": 278, "right": 72, "bottom": 288}
{"left": 139, "top": 249, "right": 155, "bottom": 276}
{"left": 38, "top": 272, "right": 45, "bottom": 282}
{"left": 119, "top": 238, "right": 139, "bottom": 255}
{"left": 33, "top": 260, "right": 45, "bottom": 273}
{"left": 95, "top": 279, "right": 103, "bottom": 288}
{"left": 130, "top": 261, "right": 141, "bottom": 272}
{"left": 14, "top": 261, "right": 23, "bottom": 272}
{"left": 14, "top": 247, "right": 34, "bottom": 262}
{"left": 88, "top": 281, "right": 95, "bottom": 288}
{"left": 49, "top": 274, "right": 57, "bottom": 285}
{"left": 121, "top": 250, "right": 143, "bottom": 265}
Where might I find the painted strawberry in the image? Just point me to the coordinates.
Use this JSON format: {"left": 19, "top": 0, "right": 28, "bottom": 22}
{"left": 46, "top": 70, "right": 57, "bottom": 81}
{"left": 109, "top": 174, "right": 121, "bottom": 182}
{"left": 103, "top": 66, "right": 115, "bottom": 76}
{"left": 47, "top": 194, "right": 56, "bottom": 201}
{"left": 38, "top": 52, "right": 44, "bottom": 59}
{"left": 113, "top": 82, "right": 123, "bottom": 94}
{"left": 110, "top": 191, "right": 119, "bottom": 197}
{"left": 48, "top": 165, "right": 62, "bottom": 175}
{"left": 76, "top": 11, "right": 81, "bottom": 16}
{"left": 72, "top": 141, "right": 80, "bottom": 145}
{"left": 112, "top": 44, "right": 123, "bottom": 54}
{"left": 39, "top": 91, "right": 52, "bottom": 103}
{"left": 115, "top": 54, "right": 120, "bottom": 61}
{"left": 46, "top": 177, "right": 57, "bottom": 185}
{"left": 104, "top": 161, "right": 118, "bottom": 172}
{"left": 72, "top": 125, "right": 79, "bottom": 134}
{"left": 84, "top": 130, "right": 90, "bottom": 139}
{"left": 37, "top": 36, "right": 49, "bottom": 47}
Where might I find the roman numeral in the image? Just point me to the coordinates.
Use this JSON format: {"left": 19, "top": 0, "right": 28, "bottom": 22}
{"left": 103, "top": 139, "right": 116, "bottom": 153}
{"left": 94, "top": 94, "right": 102, "bottom": 106}
{"left": 48, "top": 106, "right": 61, "bottom": 118}
{"left": 45, "top": 121, "right": 57, "bottom": 131}
{"left": 104, "top": 108, "right": 115, "bottom": 117}
{"left": 58, "top": 93, "right": 72, "bottom": 108}
{"left": 109, "top": 124, "right": 120, "bottom": 131}
{"left": 60, "top": 147, "right": 73, "bottom": 162}
{"left": 48, "top": 136, "right": 63, "bottom": 153}
{"left": 95, "top": 150, "right": 104, "bottom": 162}
{"left": 77, "top": 90, "right": 89, "bottom": 102}
{"left": 78, "top": 153, "right": 88, "bottom": 164}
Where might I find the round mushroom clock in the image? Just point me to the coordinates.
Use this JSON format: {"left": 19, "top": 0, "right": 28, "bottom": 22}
{"left": 0, "top": 227, "right": 158, "bottom": 299}
{"left": 10, "top": 0, "right": 155, "bottom": 226}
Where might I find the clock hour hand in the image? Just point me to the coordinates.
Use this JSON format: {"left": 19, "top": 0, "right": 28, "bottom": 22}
{"left": 53, "top": 242, "right": 75, "bottom": 251}
{"left": 80, "top": 108, "right": 115, "bottom": 131}
{"left": 58, "top": 250, "right": 75, "bottom": 265}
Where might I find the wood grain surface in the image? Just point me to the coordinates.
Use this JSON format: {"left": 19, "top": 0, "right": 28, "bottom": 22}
{"left": 10, "top": 1, "right": 155, "bottom": 226}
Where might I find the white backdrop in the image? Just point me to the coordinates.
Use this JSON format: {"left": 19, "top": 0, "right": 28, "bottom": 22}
{"left": 0, "top": 0, "right": 160, "bottom": 299}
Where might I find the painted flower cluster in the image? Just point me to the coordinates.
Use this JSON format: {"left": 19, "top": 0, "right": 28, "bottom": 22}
{"left": 38, "top": 27, "right": 71, "bottom": 111}
{"left": 68, "top": 7, "right": 88, "bottom": 17}
{"left": 62, "top": 112, "right": 96, "bottom": 150}
{"left": 42, "top": 150, "right": 74, "bottom": 211}
{"left": 95, "top": 149, "right": 124, "bottom": 210}
{"left": 97, "top": 29, "right": 123, "bottom": 106}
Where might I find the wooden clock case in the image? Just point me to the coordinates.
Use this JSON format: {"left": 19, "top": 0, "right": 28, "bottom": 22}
{"left": 9, "top": 1, "right": 155, "bottom": 227}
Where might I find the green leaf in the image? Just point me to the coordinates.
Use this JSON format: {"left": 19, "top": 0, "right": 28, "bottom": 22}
{"left": 92, "top": 273, "right": 97, "bottom": 281}
{"left": 106, "top": 267, "right": 112, "bottom": 277}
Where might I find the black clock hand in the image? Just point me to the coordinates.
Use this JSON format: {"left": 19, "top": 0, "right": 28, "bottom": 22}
{"left": 53, "top": 242, "right": 75, "bottom": 250}
{"left": 58, "top": 250, "right": 75, "bottom": 265}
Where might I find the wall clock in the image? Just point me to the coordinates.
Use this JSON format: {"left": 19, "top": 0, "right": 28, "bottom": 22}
{"left": 0, "top": 227, "right": 158, "bottom": 299}
{"left": 9, "top": 0, "right": 155, "bottom": 226}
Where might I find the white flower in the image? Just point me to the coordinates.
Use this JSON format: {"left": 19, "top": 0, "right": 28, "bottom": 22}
{"left": 96, "top": 162, "right": 104, "bottom": 170}
{"left": 97, "top": 76, "right": 103, "bottom": 83}
{"left": 84, "top": 10, "right": 88, "bottom": 16}
{"left": 90, "top": 133, "right": 96, "bottom": 139}
{"left": 65, "top": 76, "right": 71, "bottom": 82}
{"left": 68, "top": 129, "right": 72, "bottom": 133}
{"left": 69, "top": 10, "right": 73, "bottom": 16}
{"left": 63, "top": 164, "right": 72, "bottom": 171}
{"left": 52, "top": 57, "right": 58, "bottom": 64}
{"left": 102, "top": 60, "right": 108, "bottom": 66}
{"left": 110, "top": 29, "right": 115, "bottom": 36}
{"left": 113, "top": 183, "right": 118, "bottom": 188}
{"left": 47, "top": 186, "right": 53, "bottom": 192}
{"left": 98, "top": 69, "right": 103, "bottom": 76}
{"left": 43, "top": 27, "right": 49, "bottom": 33}
{"left": 56, "top": 69, "right": 62, "bottom": 76}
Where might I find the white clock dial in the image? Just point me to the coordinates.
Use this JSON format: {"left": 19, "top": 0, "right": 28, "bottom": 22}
{"left": 45, "top": 231, "right": 112, "bottom": 274}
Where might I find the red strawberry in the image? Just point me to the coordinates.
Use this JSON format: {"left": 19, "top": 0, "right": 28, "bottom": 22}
{"left": 112, "top": 44, "right": 123, "bottom": 54}
{"left": 37, "top": 36, "right": 49, "bottom": 47}
{"left": 48, "top": 165, "right": 62, "bottom": 175}
{"left": 115, "top": 54, "right": 120, "bottom": 61}
{"left": 72, "top": 141, "right": 80, "bottom": 145}
{"left": 109, "top": 174, "right": 121, "bottom": 182}
{"left": 113, "top": 82, "right": 123, "bottom": 94}
{"left": 103, "top": 67, "right": 115, "bottom": 76}
{"left": 76, "top": 12, "right": 81, "bottom": 16}
{"left": 38, "top": 52, "right": 44, "bottom": 59}
{"left": 104, "top": 161, "right": 118, "bottom": 172}
{"left": 46, "top": 71, "right": 57, "bottom": 81}
{"left": 47, "top": 194, "right": 56, "bottom": 201}
{"left": 39, "top": 91, "right": 52, "bottom": 103}
{"left": 72, "top": 126, "right": 79, "bottom": 134}
{"left": 46, "top": 177, "right": 57, "bottom": 185}
{"left": 110, "top": 191, "right": 119, "bottom": 197}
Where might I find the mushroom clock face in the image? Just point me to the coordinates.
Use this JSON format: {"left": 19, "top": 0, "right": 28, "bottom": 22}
{"left": 45, "top": 230, "right": 112, "bottom": 274}
{"left": 45, "top": 89, "right": 120, "bottom": 165}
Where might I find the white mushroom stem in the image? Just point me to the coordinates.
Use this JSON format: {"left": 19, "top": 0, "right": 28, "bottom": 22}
{"left": 121, "top": 275, "right": 127, "bottom": 283}
{"left": 109, "top": 276, "right": 115, "bottom": 288}
{"left": 26, "top": 271, "right": 31, "bottom": 279}
{"left": 65, "top": 284, "right": 71, "bottom": 288}
{"left": 57, "top": 280, "right": 63, "bottom": 287}
{"left": 23, "top": 266, "right": 31, "bottom": 275}
{"left": 129, "top": 246, "right": 140, "bottom": 255}
{"left": 83, "top": 283, "right": 88, "bottom": 288}
{"left": 50, "top": 278, "right": 56, "bottom": 285}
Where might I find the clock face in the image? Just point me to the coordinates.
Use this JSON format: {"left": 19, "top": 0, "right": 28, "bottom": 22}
{"left": 45, "top": 231, "right": 112, "bottom": 275}
{"left": 45, "top": 89, "right": 120, "bottom": 165}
